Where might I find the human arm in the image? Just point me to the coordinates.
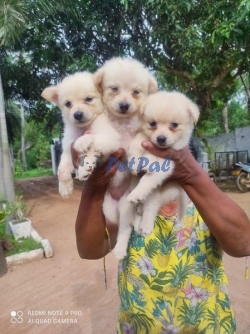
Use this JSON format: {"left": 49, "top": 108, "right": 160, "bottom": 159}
{"left": 74, "top": 148, "right": 123, "bottom": 259}
{"left": 141, "top": 141, "right": 250, "bottom": 257}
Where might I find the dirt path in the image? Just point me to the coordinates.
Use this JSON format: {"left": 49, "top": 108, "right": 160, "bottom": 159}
{"left": 0, "top": 176, "right": 250, "bottom": 334}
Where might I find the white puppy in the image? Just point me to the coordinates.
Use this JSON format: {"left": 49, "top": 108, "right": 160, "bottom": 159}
{"left": 41, "top": 72, "right": 120, "bottom": 198}
{"left": 93, "top": 57, "right": 158, "bottom": 257}
{"left": 114, "top": 91, "right": 200, "bottom": 259}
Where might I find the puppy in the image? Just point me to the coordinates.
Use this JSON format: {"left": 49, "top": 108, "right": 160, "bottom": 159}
{"left": 93, "top": 57, "right": 158, "bottom": 257}
{"left": 114, "top": 91, "right": 200, "bottom": 259}
{"left": 41, "top": 72, "right": 120, "bottom": 198}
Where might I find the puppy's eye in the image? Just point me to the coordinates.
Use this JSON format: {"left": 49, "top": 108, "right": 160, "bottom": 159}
{"left": 85, "top": 97, "right": 93, "bottom": 102}
{"left": 149, "top": 121, "right": 157, "bottom": 128}
{"left": 133, "top": 90, "right": 140, "bottom": 95}
{"left": 171, "top": 122, "right": 179, "bottom": 129}
{"left": 65, "top": 101, "right": 71, "bottom": 108}
{"left": 110, "top": 86, "right": 118, "bottom": 92}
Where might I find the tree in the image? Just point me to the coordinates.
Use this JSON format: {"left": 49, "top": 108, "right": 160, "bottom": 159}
{"left": 0, "top": 0, "right": 80, "bottom": 200}
{"left": 0, "top": 75, "right": 15, "bottom": 202}
{"left": 240, "top": 74, "right": 250, "bottom": 120}
{"left": 123, "top": 1, "right": 250, "bottom": 110}
{"left": 0, "top": 0, "right": 28, "bottom": 201}
{"left": 1, "top": 0, "right": 250, "bottom": 144}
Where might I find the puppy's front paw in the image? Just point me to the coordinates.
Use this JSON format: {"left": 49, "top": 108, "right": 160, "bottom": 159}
{"left": 140, "top": 223, "right": 154, "bottom": 236}
{"left": 59, "top": 180, "right": 74, "bottom": 199}
{"left": 127, "top": 190, "right": 146, "bottom": 204}
{"left": 113, "top": 244, "right": 127, "bottom": 260}
{"left": 74, "top": 135, "right": 94, "bottom": 153}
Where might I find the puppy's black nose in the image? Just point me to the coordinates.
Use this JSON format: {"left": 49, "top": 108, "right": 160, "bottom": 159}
{"left": 157, "top": 135, "right": 166, "bottom": 145}
{"left": 119, "top": 102, "right": 129, "bottom": 113}
{"left": 74, "top": 111, "right": 84, "bottom": 121}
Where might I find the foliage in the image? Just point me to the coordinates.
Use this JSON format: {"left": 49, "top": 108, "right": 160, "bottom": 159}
{"left": 25, "top": 134, "right": 51, "bottom": 169}
{"left": 1, "top": 0, "right": 250, "bottom": 137}
{"left": 228, "top": 100, "right": 249, "bottom": 131}
{"left": 0, "top": 222, "right": 42, "bottom": 256}
{"left": 0, "top": 203, "right": 7, "bottom": 224}
{"left": 0, "top": 0, "right": 27, "bottom": 45}
{"left": 5, "top": 100, "right": 21, "bottom": 144}
{"left": 12, "top": 119, "right": 59, "bottom": 170}
{"left": 201, "top": 138, "right": 213, "bottom": 160}
{"left": 5, "top": 195, "right": 27, "bottom": 222}
{"left": 14, "top": 167, "right": 53, "bottom": 180}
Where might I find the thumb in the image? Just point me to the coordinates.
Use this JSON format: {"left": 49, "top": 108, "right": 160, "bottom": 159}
{"left": 141, "top": 141, "right": 173, "bottom": 159}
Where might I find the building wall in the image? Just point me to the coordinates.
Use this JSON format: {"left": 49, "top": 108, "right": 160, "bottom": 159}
{"left": 235, "top": 126, "right": 250, "bottom": 157}
{"left": 202, "top": 126, "right": 250, "bottom": 163}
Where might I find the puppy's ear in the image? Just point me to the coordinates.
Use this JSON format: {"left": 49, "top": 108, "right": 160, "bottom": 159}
{"left": 41, "top": 86, "right": 59, "bottom": 105}
{"left": 148, "top": 76, "right": 158, "bottom": 94}
{"left": 187, "top": 100, "right": 200, "bottom": 125}
{"left": 93, "top": 68, "right": 104, "bottom": 93}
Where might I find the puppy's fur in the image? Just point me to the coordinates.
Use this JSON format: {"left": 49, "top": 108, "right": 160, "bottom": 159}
{"left": 93, "top": 57, "right": 158, "bottom": 258}
{"left": 41, "top": 72, "right": 120, "bottom": 198}
{"left": 114, "top": 91, "right": 200, "bottom": 259}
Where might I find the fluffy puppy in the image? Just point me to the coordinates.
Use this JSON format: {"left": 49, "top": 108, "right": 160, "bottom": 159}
{"left": 93, "top": 57, "right": 158, "bottom": 225}
{"left": 114, "top": 91, "right": 200, "bottom": 259}
{"left": 41, "top": 72, "right": 120, "bottom": 198}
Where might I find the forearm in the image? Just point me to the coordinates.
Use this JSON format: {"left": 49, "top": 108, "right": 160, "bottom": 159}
{"left": 182, "top": 162, "right": 250, "bottom": 257}
{"left": 75, "top": 184, "right": 111, "bottom": 259}
{"left": 73, "top": 148, "right": 124, "bottom": 260}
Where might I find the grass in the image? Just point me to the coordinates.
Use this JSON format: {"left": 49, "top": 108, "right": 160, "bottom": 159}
{"left": 0, "top": 222, "right": 43, "bottom": 257}
{"left": 14, "top": 168, "right": 53, "bottom": 180}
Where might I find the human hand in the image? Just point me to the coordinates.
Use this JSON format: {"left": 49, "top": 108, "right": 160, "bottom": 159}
{"left": 141, "top": 141, "right": 202, "bottom": 185}
{"left": 71, "top": 143, "right": 125, "bottom": 189}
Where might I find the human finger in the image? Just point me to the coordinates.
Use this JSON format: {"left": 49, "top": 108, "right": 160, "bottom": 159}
{"left": 141, "top": 141, "right": 175, "bottom": 159}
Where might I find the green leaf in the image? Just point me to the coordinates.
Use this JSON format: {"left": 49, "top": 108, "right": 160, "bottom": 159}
{"left": 150, "top": 284, "right": 163, "bottom": 292}
{"left": 139, "top": 274, "right": 151, "bottom": 286}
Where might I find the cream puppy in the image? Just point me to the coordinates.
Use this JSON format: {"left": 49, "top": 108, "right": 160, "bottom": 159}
{"left": 93, "top": 57, "right": 158, "bottom": 257}
{"left": 41, "top": 72, "right": 120, "bottom": 198}
{"left": 114, "top": 91, "right": 200, "bottom": 259}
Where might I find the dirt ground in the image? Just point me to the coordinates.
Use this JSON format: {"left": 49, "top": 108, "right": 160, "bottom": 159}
{"left": 0, "top": 176, "right": 250, "bottom": 334}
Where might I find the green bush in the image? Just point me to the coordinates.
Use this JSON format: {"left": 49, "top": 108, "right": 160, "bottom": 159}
{"left": 0, "top": 222, "right": 42, "bottom": 257}
{"left": 14, "top": 167, "right": 53, "bottom": 180}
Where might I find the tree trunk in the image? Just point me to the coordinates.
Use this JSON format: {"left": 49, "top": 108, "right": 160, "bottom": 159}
{"left": 20, "top": 103, "right": 27, "bottom": 171}
{"left": 0, "top": 239, "right": 8, "bottom": 277}
{"left": 240, "top": 75, "right": 250, "bottom": 121}
{"left": 247, "top": 97, "right": 250, "bottom": 121}
{"left": 222, "top": 102, "right": 229, "bottom": 133}
{"left": 0, "top": 73, "right": 15, "bottom": 202}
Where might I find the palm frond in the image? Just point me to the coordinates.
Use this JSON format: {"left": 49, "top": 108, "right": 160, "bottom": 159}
{"left": 145, "top": 238, "right": 160, "bottom": 258}
{"left": 130, "top": 312, "right": 154, "bottom": 334}
{"left": 0, "top": 0, "right": 27, "bottom": 45}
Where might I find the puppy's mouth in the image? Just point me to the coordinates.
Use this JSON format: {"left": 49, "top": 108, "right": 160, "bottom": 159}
{"left": 72, "top": 112, "right": 96, "bottom": 126}
{"left": 156, "top": 143, "right": 168, "bottom": 148}
{"left": 118, "top": 110, "right": 129, "bottom": 114}
{"left": 75, "top": 119, "right": 89, "bottom": 124}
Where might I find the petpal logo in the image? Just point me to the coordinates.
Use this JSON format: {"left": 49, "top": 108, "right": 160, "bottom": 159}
{"left": 11, "top": 311, "right": 23, "bottom": 324}
{"left": 78, "top": 154, "right": 104, "bottom": 172}
{"left": 106, "top": 156, "right": 171, "bottom": 173}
